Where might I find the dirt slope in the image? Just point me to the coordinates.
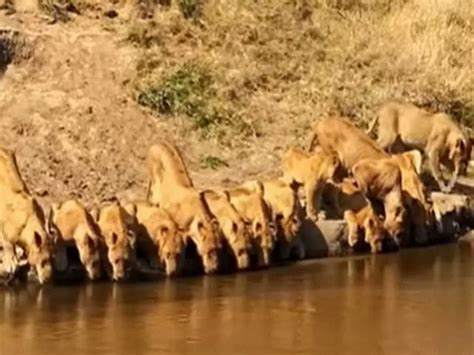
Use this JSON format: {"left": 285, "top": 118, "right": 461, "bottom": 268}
{"left": 0, "top": 0, "right": 472, "bottom": 208}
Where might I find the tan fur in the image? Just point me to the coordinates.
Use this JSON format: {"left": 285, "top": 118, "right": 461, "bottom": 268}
{"left": 309, "top": 117, "right": 407, "bottom": 241}
{"left": 368, "top": 102, "right": 473, "bottom": 192}
{"left": 201, "top": 190, "right": 251, "bottom": 270}
{"left": 47, "top": 199, "right": 102, "bottom": 280}
{"left": 308, "top": 116, "right": 387, "bottom": 166}
{"left": 0, "top": 148, "right": 29, "bottom": 194}
{"left": 281, "top": 146, "right": 340, "bottom": 222}
{"left": 226, "top": 182, "right": 276, "bottom": 267}
{"left": 392, "top": 150, "right": 434, "bottom": 245}
{"left": 323, "top": 179, "right": 385, "bottom": 253}
{"left": 127, "top": 201, "right": 185, "bottom": 276}
{"left": 247, "top": 178, "right": 305, "bottom": 260}
{"left": 0, "top": 147, "right": 53, "bottom": 284}
{"left": 352, "top": 158, "right": 406, "bottom": 242}
{"left": 146, "top": 142, "right": 221, "bottom": 274}
{"left": 94, "top": 199, "right": 136, "bottom": 281}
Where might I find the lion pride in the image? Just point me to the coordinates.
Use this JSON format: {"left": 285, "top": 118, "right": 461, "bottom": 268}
{"left": 308, "top": 116, "right": 406, "bottom": 241}
{"left": 147, "top": 142, "right": 222, "bottom": 274}
{"left": 367, "top": 102, "right": 473, "bottom": 192}
{"left": 0, "top": 147, "right": 53, "bottom": 284}
{"left": 47, "top": 199, "right": 102, "bottom": 280}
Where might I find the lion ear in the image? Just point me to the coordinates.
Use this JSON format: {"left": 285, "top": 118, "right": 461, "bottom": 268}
{"left": 456, "top": 138, "right": 465, "bottom": 151}
{"left": 123, "top": 202, "right": 137, "bottom": 218}
{"left": 405, "top": 150, "right": 423, "bottom": 174}
{"left": 90, "top": 206, "right": 100, "bottom": 222}
{"left": 252, "top": 180, "right": 265, "bottom": 197}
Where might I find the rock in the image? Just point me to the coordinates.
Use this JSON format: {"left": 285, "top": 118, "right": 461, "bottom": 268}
{"left": 299, "top": 219, "right": 348, "bottom": 258}
{"left": 431, "top": 192, "right": 473, "bottom": 238}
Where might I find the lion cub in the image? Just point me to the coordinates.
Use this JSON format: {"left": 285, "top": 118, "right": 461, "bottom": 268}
{"left": 244, "top": 178, "right": 305, "bottom": 260}
{"left": 92, "top": 199, "right": 136, "bottom": 281}
{"left": 125, "top": 201, "right": 185, "bottom": 276}
{"left": 226, "top": 181, "right": 276, "bottom": 267}
{"left": 201, "top": 190, "right": 252, "bottom": 270}
{"left": 323, "top": 179, "right": 385, "bottom": 253}
{"left": 147, "top": 142, "right": 222, "bottom": 274}
{"left": 368, "top": 102, "right": 473, "bottom": 192}
{"left": 0, "top": 147, "right": 53, "bottom": 284}
{"left": 281, "top": 146, "right": 340, "bottom": 222}
{"left": 47, "top": 199, "right": 102, "bottom": 280}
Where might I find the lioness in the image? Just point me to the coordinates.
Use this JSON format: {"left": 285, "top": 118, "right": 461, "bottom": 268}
{"left": 0, "top": 147, "right": 53, "bottom": 284}
{"left": 92, "top": 198, "right": 136, "bottom": 281}
{"left": 125, "top": 201, "right": 185, "bottom": 276}
{"left": 367, "top": 102, "right": 473, "bottom": 192}
{"left": 323, "top": 178, "right": 385, "bottom": 253}
{"left": 201, "top": 190, "right": 252, "bottom": 270}
{"left": 47, "top": 199, "right": 102, "bottom": 280}
{"left": 392, "top": 150, "right": 434, "bottom": 245}
{"left": 244, "top": 178, "right": 305, "bottom": 260}
{"left": 147, "top": 142, "right": 222, "bottom": 274}
{"left": 226, "top": 181, "right": 276, "bottom": 267}
{"left": 308, "top": 116, "right": 406, "bottom": 240}
{"left": 281, "top": 146, "right": 340, "bottom": 222}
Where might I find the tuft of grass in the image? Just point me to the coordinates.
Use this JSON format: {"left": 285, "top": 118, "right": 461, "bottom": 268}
{"left": 199, "top": 155, "right": 229, "bottom": 170}
{"left": 178, "top": 0, "right": 202, "bottom": 21}
{"left": 39, "top": 0, "right": 79, "bottom": 23}
{"left": 126, "top": 21, "right": 162, "bottom": 48}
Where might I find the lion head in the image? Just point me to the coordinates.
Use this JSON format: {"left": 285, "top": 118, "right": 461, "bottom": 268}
{"left": 449, "top": 137, "right": 473, "bottom": 176}
{"left": 186, "top": 203, "right": 222, "bottom": 274}
{"left": 23, "top": 211, "right": 53, "bottom": 284}
{"left": 363, "top": 212, "right": 385, "bottom": 253}
{"left": 154, "top": 221, "right": 185, "bottom": 276}
{"left": 94, "top": 201, "right": 136, "bottom": 281}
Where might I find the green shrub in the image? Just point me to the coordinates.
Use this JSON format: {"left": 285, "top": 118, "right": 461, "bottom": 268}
{"left": 200, "top": 155, "right": 229, "bottom": 170}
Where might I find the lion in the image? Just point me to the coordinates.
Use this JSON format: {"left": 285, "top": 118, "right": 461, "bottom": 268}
{"left": 226, "top": 181, "right": 276, "bottom": 267}
{"left": 200, "top": 190, "right": 252, "bottom": 270}
{"left": 281, "top": 146, "right": 340, "bottom": 222}
{"left": 91, "top": 198, "right": 136, "bottom": 281}
{"left": 322, "top": 178, "right": 386, "bottom": 253}
{"left": 308, "top": 117, "right": 407, "bottom": 241}
{"left": 243, "top": 178, "right": 305, "bottom": 260}
{"left": 351, "top": 158, "right": 406, "bottom": 243}
{"left": 367, "top": 102, "right": 473, "bottom": 192}
{"left": 391, "top": 150, "right": 434, "bottom": 245}
{"left": 0, "top": 147, "right": 53, "bottom": 284}
{"left": 146, "top": 142, "right": 222, "bottom": 274}
{"left": 124, "top": 201, "right": 185, "bottom": 276}
{"left": 46, "top": 199, "right": 102, "bottom": 280}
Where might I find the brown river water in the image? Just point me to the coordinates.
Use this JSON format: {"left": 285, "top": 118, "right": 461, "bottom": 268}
{"left": 1, "top": 244, "right": 474, "bottom": 355}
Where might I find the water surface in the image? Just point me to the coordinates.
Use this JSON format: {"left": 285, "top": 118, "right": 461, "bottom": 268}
{"left": 1, "top": 244, "right": 474, "bottom": 355}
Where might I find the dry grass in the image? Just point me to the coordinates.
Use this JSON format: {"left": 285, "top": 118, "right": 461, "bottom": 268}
{"left": 128, "top": 0, "right": 473, "bottom": 142}
{"left": 3, "top": 0, "right": 473, "bottom": 184}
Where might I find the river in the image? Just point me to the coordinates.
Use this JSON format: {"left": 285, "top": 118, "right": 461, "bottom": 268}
{"left": 1, "top": 244, "right": 473, "bottom": 355}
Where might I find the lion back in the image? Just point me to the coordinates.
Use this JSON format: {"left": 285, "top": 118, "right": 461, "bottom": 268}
{"left": 0, "top": 147, "right": 29, "bottom": 194}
